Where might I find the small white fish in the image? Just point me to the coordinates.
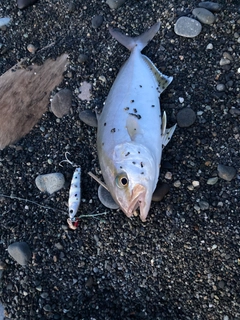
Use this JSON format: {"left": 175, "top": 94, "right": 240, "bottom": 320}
{"left": 97, "top": 22, "right": 176, "bottom": 222}
{"left": 68, "top": 167, "right": 81, "bottom": 221}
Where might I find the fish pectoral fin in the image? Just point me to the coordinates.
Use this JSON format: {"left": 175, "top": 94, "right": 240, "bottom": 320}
{"left": 142, "top": 55, "right": 173, "bottom": 96}
{"left": 162, "top": 123, "right": 177, "bottom": 148}
{"left": 126, "top": 115, "right": 141, "bottom": 141}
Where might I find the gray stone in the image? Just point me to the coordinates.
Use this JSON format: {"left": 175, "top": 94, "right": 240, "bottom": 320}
{"left": 176, "top": 108, "right": 196, "bottom": 127}
{"left": 207, "top": 177, "right": 218, "bottom": 185}
{"left": 199, "top": 201, "right": 210, "bottom": 210}
{"left": 174, "top": 17, "right": 202, "bottom": 38}
{"left": 106, "top": 0, "right": 126, "bottom": 9}
{"left": 51, "top": 89, "right": 72, "bottom": 118}
{"left": 7, "top": 242, "right": 32, "bottom": 266}
{"left": 0, "top": 17, "right": 10, "bottom": 28}
{"left": 198, "top": 1, "right": 221, "bottom": 13}
{"left": 152, "top": 182, "right": 170, "bottom": 202}
{"left": 17, "top": 0, "right": 38, "bottom": 9}
{"left": 92, "top": 15, "right": 104, "bottom": 29}
{"left": 193, "top": 8, "right": 215, "bottom": 25}
{"left": 78, "top": 54, "right": 88, "bottom": 63}
{"left": 229, "top": 108, "right": 240, "bottom": 116}
{"left": 79, "top": 109, "right": 98, "bottom": 127}
{"left": 217, "top": 164, "right": 236, "bottom": 181}
{"left": 216, "top": 84, "right": 225, "bottom": 91}
{"left": 35, "top": 172, "right": 65, "bottom": 194}
{"left": 98, "top": 185, "right": 119, "bottom": 209}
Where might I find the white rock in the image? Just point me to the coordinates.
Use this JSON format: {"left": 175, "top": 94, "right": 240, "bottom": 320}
{"left": 0, "top": 17, "right": 11, "bottom": 28}
{"left": 174, "top": 17, "right": 202, "bottom": 38}
{"left": 206, "top": 43, "right": 213, "bottom": 50}
{"left": 35, "top": 172, "right": 65, "bottom": 194}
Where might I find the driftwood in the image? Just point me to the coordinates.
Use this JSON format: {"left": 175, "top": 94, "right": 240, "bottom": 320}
{"left": 0, "top": 54, "right": 68, "bottom": 149}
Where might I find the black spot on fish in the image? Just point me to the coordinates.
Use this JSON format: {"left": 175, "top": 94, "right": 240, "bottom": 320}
{"left": 140, "top": 162, "right": 144, "bottom": 168}
{"left": 141, "top": 172, "right": 144, "bottom": 175}
{"left": 133, "top": 108, "right": 137, "bottom": 113}
{"left": 102, "top": 142, "right": 104, "bottom": 146}
{"left": 139, "top": 85, "right": 142, "bottom": 88}
{"left": 120, "top": 166, "right": 122, "bottom": 169}
{"left": 132, "top": 162, "right": 136, "bottom": 165}
{"left": 125, "top": 152, "right": 130, "bottom": 156}
{"left": 124, "top": 107, "right": 129, "bottom": 111}
{"left": 138, "top": 151, "right": 140, "bottom": 154}
{"left": 129, "top": 113, "right": 141, "bottom": 120}
{"left": 130, "top": 100, "right": 134, "bottom": 103}
{"left": 151, "top": 105, "right": 155, "bottom": 108}
{"left": 104, "top": 122, "right": 106, "bottom": 126}
{"left": 111, "top": 128, "right": 116, "bottom": 133}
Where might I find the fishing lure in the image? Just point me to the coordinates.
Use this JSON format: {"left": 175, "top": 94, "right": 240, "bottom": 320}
{"left": 60, "top": 152, "right": 81, "bottom": 230}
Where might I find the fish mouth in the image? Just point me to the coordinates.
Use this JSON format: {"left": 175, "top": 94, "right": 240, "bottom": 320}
{"left": 125, "top": 184, "right": 147, "bottom": 219}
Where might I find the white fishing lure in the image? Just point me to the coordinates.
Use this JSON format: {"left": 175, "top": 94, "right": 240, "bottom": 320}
{"left": 68, "top": 167, "right": 81, "bottom": 221}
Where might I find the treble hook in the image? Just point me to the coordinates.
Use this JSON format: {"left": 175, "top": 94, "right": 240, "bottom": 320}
{"left": 59, "top": 152, "right": 78, "bottom": 167}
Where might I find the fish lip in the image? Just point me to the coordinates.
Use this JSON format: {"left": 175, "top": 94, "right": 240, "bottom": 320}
{"left": 126, "top": 184, "right": 146, "bottom": 217}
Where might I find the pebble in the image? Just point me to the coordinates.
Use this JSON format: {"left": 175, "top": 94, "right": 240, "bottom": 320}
{"left": 206, "top": 43, "right": 213, "bottom": 50}
{"left": 27, "top": 44, "right": 36, "bottom": 54}
{"left": 173, "top": 180, "right": 181, "bottom": 187}
{"left": 98, "top": 185, "right": 119, "bottom": 209}
{"left": 198, "top": 1, "right": 221, "bottom": 13}
{"left": 216, "top": 84, "right": 225, "bottom": 91}
{"left": 176, "top": 107, "right": 196, "bottom": 127}
{"left": 7, "top": 242, "right": 32, "bottom": 266}
{"left": 229, "top": 107, "right": 240, "bottom": 116}
{"left": 192, "top": 180, "right": 200, "bottom": 187}
{"left": 79, "top": 109, "right": 98, "bottom": 127}
{"left": 223, "top": 52, "right": 233, "bottom": 61}
{"left": 78, "top": 54, "right": 88, "bottom": 63}
{"left": 179, "top": 97, "right": 184, "bottom": 103}
{"left": 192, "top": 8, "right": 215, "bottom": 24}
{"left": 51, "top": 89, "right": 72, "bottom": 118}
{"left": 106, "top": 0, "right": 126, "bottom": 9}
{"left": 152, "top": 182, "right": 170, "bottom": 202}
{"left": 78, "top": 81, "right": 92, "bottom": 101}
{"left": 199, "top": 201, "right": 209, "bottom": 210}
{"left": 43, "top": 304, "right": 52, "bottom": 312}
{"left": 165, "top": 172, "right": 172, "bottom": 180}
{"left": 92, "top": 15, "right": 104, "bottom": 29}
{"left": 220, "top": 58, "right": 230, "bottom": 66}
{"left": 35, "top": 172, "right": 65, "bottom": 194}
{"left": 0, "top": 17, "right": 11, "bottom": 28}
{"left": 207, "top": 177, "right": 218, "bottom": 185}
{"left": 17, "top": 0, "right": 38, "bottom": 9}
{"left": 217, "top": 164, "right": 236, "bottom": 181}
{"left": 174, "top": 17, "right": 202, "bottom": 38}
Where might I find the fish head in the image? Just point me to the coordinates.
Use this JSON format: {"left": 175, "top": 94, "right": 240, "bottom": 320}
{"left": 101, "top": 142, "right": 158, "bottom": 221}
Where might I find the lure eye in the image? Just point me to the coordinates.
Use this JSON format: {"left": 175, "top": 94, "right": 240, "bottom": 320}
{"left": 116, "top": 173, "right": 129, "bottom": 189}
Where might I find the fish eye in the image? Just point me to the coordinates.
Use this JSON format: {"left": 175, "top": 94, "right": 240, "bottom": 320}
{"left": 116, "top": 173, "right": 129, "bottom": 189}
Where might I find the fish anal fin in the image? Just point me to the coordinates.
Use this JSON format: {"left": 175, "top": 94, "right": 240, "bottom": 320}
{"left": 162, "top": 123, "right": 177, "bottom": 148}
{"left": 142, "top": 55, "right": 173, "bottom": 96}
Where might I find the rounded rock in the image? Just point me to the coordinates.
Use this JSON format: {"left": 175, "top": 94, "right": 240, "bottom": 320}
{"left": 152, "top": 182, "right": 170, "bottom": 202}
{"left": 216, "top": 84, "right": 225, "bottom": 92}
{"left": 207, "top": 177, "right": 218, "bottom": 185}
{"left": 51, "top": 89, "right": 72, "bottom": 118}
{"left": 198, "top": 201, "right": 209, "bottom": 210}
{"left": 27, "top": 44, "right": 36, "bottom": 54}
{"left": 7, "top": 242, "right": 32, "bottom": 266}
{"left": 217, "top": 164, "right": 236, "bottom": 181}
{"left": 176, "top": 107, "right": 196, "bottom": 127}
{"left": 198, "top": 1, "right": 221, "bottom": 13}
{"left": 35, "top": 172, "right": 65, "bottom": 194}
{"left": 174, "top": 17, "right": 202, "bottom": 38}
{"left": 78, "top": 54, "right": 89, "bottom": 63}
{"left": 0, "top": 17, "right": 11, "bottom": 28}
{"left": 92, "top": 15, "right": 104, "bottom": 29}
{"left": 98, "top": 185, "right": 119, "bottom": 209}
{"left": 192, "top": 8, "right": 215, "bottom": 25}
{"left": 17, "top": 0, "right": 38, "bottom": 9}
{"left": 106, "top": 0, "right": 126, "bottom": 9}
{"left": 79, "top": 109, "right": 98, "bottom": 127}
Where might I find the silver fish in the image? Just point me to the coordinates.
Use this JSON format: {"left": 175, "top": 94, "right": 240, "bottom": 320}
{"left": 97, "top": 22, "right": 176, "bottom": 221}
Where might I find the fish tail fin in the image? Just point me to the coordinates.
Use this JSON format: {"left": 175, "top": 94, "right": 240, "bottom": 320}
{"left": 109, "top": 22, "right": 161, "bottom": 52}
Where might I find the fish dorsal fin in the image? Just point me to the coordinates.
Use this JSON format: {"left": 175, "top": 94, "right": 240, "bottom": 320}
{"left": 161, "top": 111, "right": 177, "bottom": 147}
{"left": 126, "top": 114, "right": 142, "bottom": 141}
{"left": 142, "top": 55, "right": 173, "bottom": 96}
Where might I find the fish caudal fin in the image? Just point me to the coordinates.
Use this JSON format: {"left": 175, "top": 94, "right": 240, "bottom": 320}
{"left": 109, "top": 22, "right": 161, "bottom": 52}
{"left": 162, "top": 111, "right": 177, "bottom": 147}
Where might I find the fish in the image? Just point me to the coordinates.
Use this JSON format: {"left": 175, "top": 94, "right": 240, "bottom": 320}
{"left": 97, "top": 22, "right": 176, "bottom": 222}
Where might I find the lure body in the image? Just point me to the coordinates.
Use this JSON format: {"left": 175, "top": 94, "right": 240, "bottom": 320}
{"left": 68, "top": 167, "right": 81, "bottom": 221}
